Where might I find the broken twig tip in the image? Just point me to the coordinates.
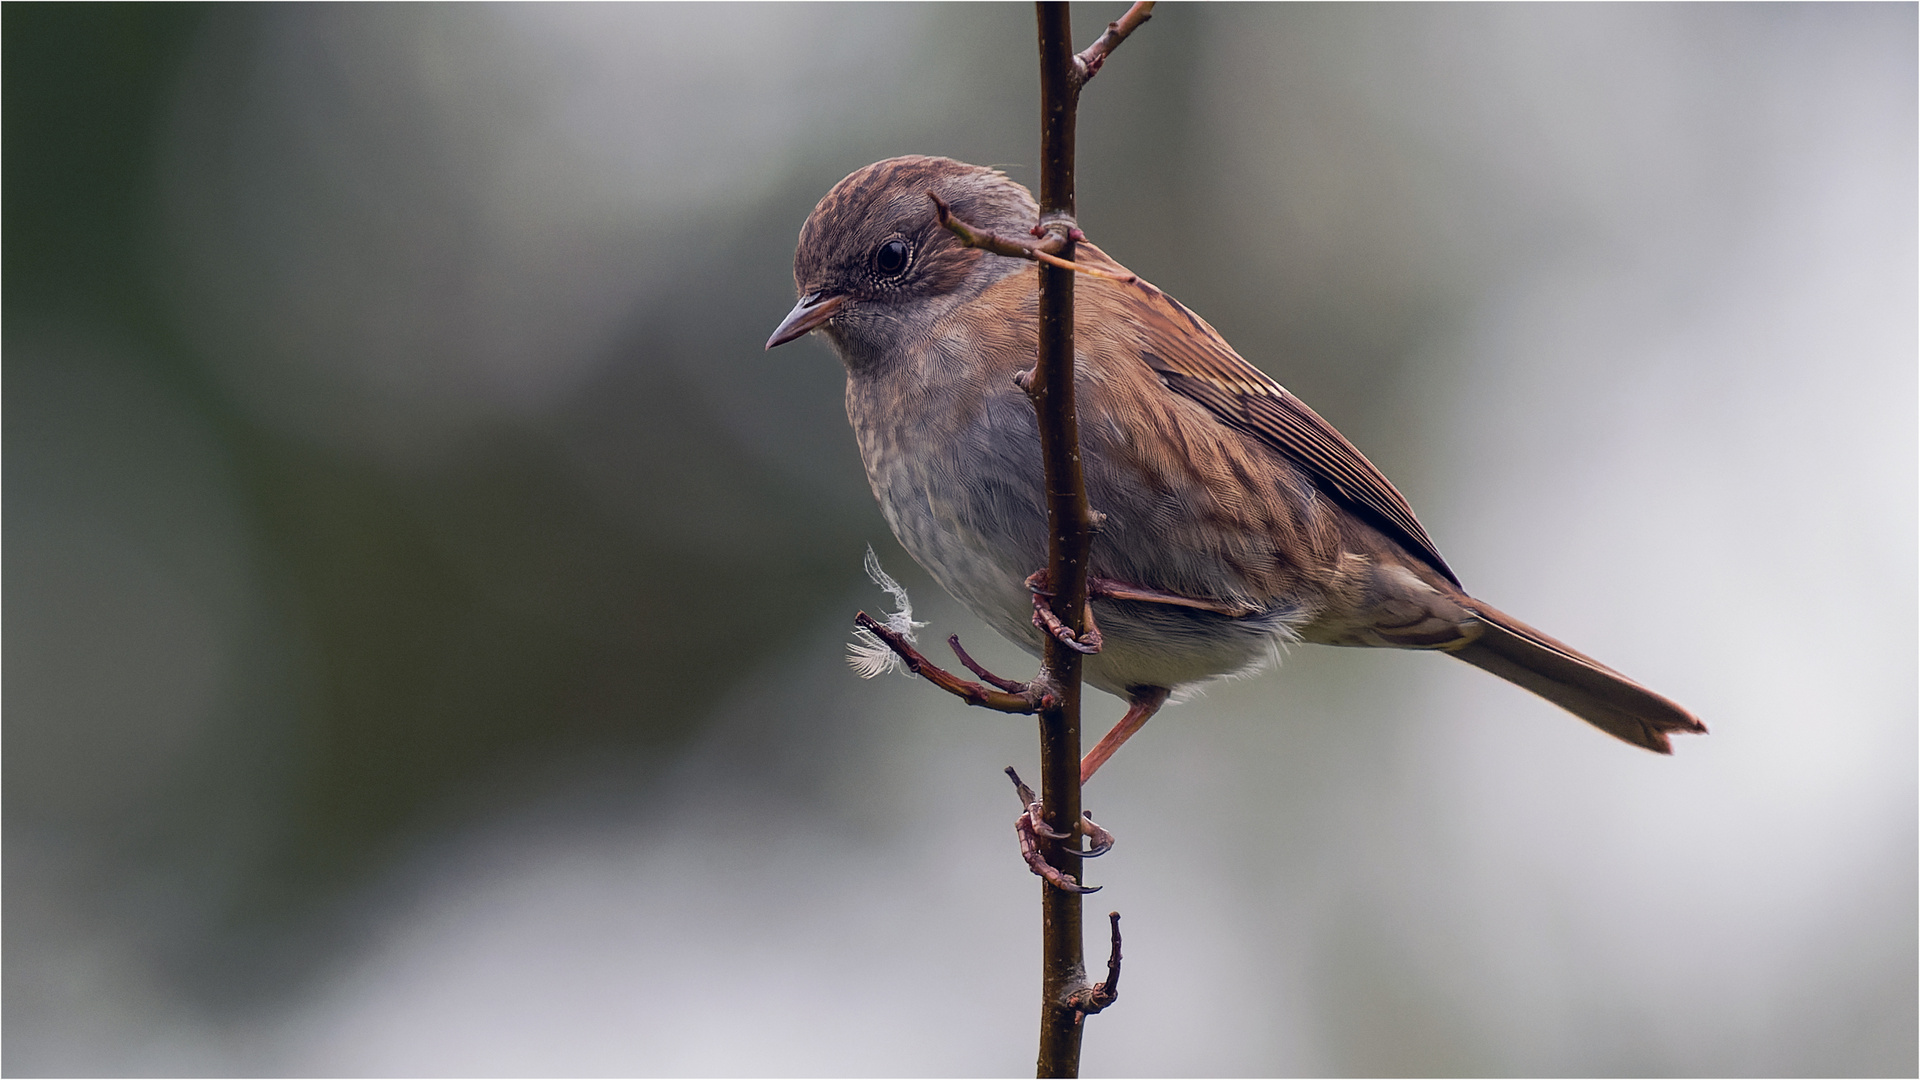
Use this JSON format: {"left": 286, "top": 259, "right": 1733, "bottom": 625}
{"left": 1005, "top": 766, "right": 1037, "bottom": 807}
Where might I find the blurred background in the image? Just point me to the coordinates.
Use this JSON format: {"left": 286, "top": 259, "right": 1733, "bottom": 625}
{"left": 5, "top": 3, "right": 1914, "bottom": 1075}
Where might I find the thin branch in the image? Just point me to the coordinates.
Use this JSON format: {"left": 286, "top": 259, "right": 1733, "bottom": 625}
{"left": 1033, "top": 3, "right": 1097, "bottom": 1075}
{"left": 853, "top": 5, "right": 1152, "bottom": 1077}
{"left": 949, "top": 635, "right": 1030, "bottom": 693}
{"left": 853, "top": 613, "right": 1051, "bottom": 713}
{"left": 929, "top": 192, "right": 1138, "bottom": 283}
{"left": 1074, "top": 1, "right": 1155, "bottom": 84}
{"left": 1064, "top": 913, "right": 1123, "bottom": 1015}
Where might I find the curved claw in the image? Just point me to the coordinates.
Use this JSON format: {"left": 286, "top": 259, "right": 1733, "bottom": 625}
{"left": 1030, "top": 853, "right": 1101, "bottom": 894}
{"left": 1030, "top": 591, "right": 1103, "bottom": 654}
{"left": 1016, "top": 804, "right": 1102, "bottom": 894}
{"left": 1078, "top": 811, "right": 1115, "bottom": 858}
{"left": 1006, "top": 768, "right": 1111, "bottom": 891}
{"left": 1027, "top": 803, "right": 1075, "bottom": 842}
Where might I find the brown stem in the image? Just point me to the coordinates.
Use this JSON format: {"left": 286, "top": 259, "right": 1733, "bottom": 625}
{"left": 1033, "top": 3, "right": 1098, "bottom": 1076}
{"left": 861, "top": 4, "right": 1153, "bottom": 1075}
{"left": 950, "top": 635, "right": 1031, "bottom": 693}
{"left": 1064, "top": 913, "right": 1123, "bottom": 1014}
{"left": 854, "top": 613, "right": 1050, "bottom": 713}
{"left": 1074, "top": 2, "right": 1155, "bottom": 84}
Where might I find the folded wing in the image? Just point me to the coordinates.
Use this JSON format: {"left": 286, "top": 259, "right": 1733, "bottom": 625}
{"left": 1077, "top": 243, "right": 1459, "bottom": 588}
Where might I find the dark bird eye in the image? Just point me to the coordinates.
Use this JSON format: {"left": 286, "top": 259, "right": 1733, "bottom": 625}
{"left": 875, "top": 239, "right": 910, "bottom": 276}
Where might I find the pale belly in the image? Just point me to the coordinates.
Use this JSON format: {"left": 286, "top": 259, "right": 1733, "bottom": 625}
{"left": 853, "top": 385, "right": 1303, "bottom": 698}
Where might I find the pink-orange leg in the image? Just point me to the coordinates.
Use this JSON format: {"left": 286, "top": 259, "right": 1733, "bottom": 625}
{"left": 1007, "top": 685, "right": 1166, "bottom": 892}
{"left": 1081, "top": 685, "right": 1170, "bottom": 783}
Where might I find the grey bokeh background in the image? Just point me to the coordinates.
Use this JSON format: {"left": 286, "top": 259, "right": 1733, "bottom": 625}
{"left": 6, "top": 3, "right": 1914, "bottom": 1075}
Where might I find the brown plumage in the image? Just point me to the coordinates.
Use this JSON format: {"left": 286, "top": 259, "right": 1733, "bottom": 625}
{"left": 769, "top": 155, "right": 1703, "bottom": 773}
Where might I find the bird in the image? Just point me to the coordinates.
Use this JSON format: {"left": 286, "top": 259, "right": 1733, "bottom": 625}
{"left": 768, "top": 154, "right": 1704, "bottom": 793}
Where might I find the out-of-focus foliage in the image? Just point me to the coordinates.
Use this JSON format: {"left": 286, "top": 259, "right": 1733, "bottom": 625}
{"left": 5, "top": 4, "right": 1913, "bottom": 1075}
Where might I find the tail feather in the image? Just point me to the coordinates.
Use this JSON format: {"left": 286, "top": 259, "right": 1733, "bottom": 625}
{"left": 1451, "top": 600, "right": 1705, "bottom": 754}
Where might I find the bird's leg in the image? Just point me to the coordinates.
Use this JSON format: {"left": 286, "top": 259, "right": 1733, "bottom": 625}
{"left": 1081, "top": 685, "right": 1170, "bottom": 784}
{"left": 1025, "top": 570, "right": 1104, "bottom": 654}
{"left": 1085, "top": 576, "right": 1255, "bottom": 617}
{"left": 1007, "top": 767, "right": 1114, "bottom": 893}
{"left": 1002, "top": 684, "right": 1165, "bottom": 891}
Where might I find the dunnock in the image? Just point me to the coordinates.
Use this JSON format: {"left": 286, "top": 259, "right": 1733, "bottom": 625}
{"left": 769, "top": 155, "right": 1703, "bottom": 783}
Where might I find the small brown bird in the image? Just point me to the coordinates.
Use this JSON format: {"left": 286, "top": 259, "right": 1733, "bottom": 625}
{"left": 769, "top": 155, "right": 1703, "bottom": 784}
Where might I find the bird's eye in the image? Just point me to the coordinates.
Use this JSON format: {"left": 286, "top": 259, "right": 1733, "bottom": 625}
{"left": 874, "top": 239, "right": 910, "bottom": 276}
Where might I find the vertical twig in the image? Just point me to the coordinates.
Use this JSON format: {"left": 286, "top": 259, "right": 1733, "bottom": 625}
{"left": 1028, "top": 3, "right": 1156, "bottom": 1075}
{"left": 1031, "top": 4, "right": 1091, "bottom": 1073}
{"left": 883, "top": 4, "right": 1153, "bottom": 1074}
{"left": 1028, "top": 3, "right": 1154, "bottom": 1073}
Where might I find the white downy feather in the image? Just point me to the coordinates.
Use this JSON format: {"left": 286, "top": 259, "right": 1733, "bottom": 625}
{"left": 847, "top": 546, "right": 927, "bottom": 679}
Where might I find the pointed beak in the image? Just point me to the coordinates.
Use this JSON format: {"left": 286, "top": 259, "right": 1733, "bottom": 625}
{"left": 765, "top": 291, "right": 847, "bottom": 349}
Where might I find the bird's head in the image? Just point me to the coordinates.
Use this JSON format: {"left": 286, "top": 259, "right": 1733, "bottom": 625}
{"left": 766, "top": 156, "right": 1039, "bottom": 359}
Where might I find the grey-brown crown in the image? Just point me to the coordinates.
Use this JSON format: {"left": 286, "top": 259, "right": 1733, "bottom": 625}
{"left": 792, "top": 156, "right": 1039, "bottom": 306}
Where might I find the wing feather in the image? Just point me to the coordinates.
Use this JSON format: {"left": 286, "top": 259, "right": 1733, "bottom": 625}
{"left": 1077, "top": 244, "right": 1459, "bottom": 587}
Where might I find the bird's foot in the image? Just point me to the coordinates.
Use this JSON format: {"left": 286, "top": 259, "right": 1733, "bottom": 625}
{"left": 1024, "top": 571, "right": 1104, "bottom": 654}
{"left": 1007, "top": 768, "right": 1113, "bottom": 894}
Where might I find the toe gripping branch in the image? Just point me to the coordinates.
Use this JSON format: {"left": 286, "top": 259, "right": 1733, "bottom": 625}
{"left": 1006, "top": 767, "right": 1113, "bottom": 895}
{"left": 852, "top": 613, "right": 1118, "bottom": 902}
{"left": 1025, "top": 570, "right": 1103, "bottom": 655}
{"left": 1024, "top": 567, "right": 1256, "bottom": 657}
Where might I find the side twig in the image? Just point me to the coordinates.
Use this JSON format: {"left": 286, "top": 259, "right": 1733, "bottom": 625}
{"left": 1064, "top": 913, "right": 1123, "bottom": 1017}
{"left": 950, "top": 635, "right": 1031, "bottom": 693}
{"left": 853, "top": 612, "right": 1051, "bottom": 714}
{"left": 1073, "top": 1, "right": 1155, "bottom": 84}
{"left": 929, "top": 192, "right": 1139, "bottom": 284}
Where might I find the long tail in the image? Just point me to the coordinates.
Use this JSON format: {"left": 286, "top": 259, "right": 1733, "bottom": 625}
{"left": 1451, "top": 599, "right": 1705, "bottom": 753}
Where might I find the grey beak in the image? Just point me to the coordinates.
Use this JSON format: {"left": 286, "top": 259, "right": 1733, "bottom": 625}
{"left": 766, "top": 292, "right": 847, "bottom": 349}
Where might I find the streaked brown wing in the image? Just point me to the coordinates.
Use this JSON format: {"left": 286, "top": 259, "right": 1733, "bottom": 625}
{"left": 1079, "top": 244, "right": 1460, "bottom": 587}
